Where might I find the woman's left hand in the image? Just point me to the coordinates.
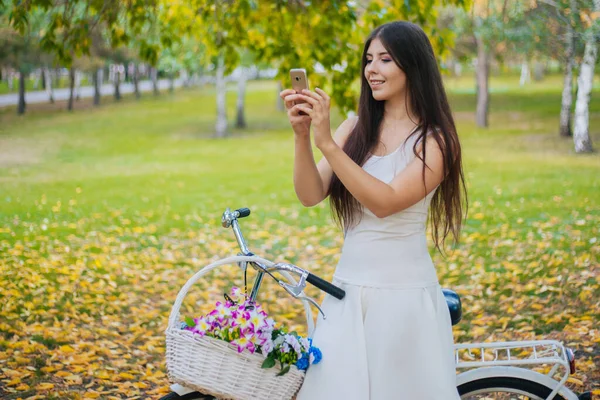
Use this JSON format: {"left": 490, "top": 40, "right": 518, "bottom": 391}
{"left": 293, "top": 88, "right": 334, "bottom": 150}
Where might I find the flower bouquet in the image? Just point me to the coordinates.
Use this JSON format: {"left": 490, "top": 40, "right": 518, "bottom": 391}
{"left": 165, "top": 286, "right": 321, "bottom": 400}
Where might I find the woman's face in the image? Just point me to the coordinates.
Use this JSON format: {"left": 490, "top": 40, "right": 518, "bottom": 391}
{"left": 364, "top": 38, "right": 407, "bottom": 102}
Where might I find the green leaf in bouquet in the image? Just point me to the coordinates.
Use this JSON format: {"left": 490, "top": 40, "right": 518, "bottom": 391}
{"left": 277, "top": 365, "right": 291, "bottom": 376}
{"left": 184, "top": 317, "right": 196, "bottom": 328}
{"left": 261, "top": 356, "right": 276, "bottom": 369}
{"left": 271, "top": 329, "right": 282, "bottom": 340}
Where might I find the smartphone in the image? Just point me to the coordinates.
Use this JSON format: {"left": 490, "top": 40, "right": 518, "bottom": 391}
{"left": 290, "top": 68, "right": 309, "bottom": 93}
{"left": 290, "top": 68, "right": 309, "bottom": 114}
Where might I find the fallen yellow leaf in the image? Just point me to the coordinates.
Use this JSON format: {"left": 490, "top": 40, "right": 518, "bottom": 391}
{"left": 36, "top": 382, "right": 55, "bottom": 390}
{"left": 566, "top": 377, "right": 584, "bottom": 386}
{"left": 118, "top": 372, "right": 135, "bottom": 380}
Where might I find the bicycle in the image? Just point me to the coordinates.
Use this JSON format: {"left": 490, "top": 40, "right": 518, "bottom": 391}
{"left": 160, "top": 207, "right": 592, "bottom": 400}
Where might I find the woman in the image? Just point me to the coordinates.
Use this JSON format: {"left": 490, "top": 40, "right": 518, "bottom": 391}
{"left": 280, "top": 21, "right": 466, "bottom": 399}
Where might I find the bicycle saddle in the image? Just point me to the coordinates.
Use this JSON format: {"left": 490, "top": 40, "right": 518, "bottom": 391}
{"left": 442, "top": 288, "right": 462, "bottom": 325}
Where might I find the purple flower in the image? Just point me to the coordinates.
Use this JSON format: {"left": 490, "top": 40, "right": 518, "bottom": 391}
{"left": 231, "top": 286, "right": 244, "bottom": 302}
{"left": 189, "top": 317, "right": 210, "bottom": 336}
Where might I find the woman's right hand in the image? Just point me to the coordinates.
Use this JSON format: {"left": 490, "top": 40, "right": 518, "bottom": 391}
{"left": 280, "top": 89, "right": 311, "bottom": 137}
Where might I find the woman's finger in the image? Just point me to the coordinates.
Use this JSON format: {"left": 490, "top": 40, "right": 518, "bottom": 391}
{"left": 290, "top": 94, "right": 319, "bottom": 107}
{"left": 280, "top": 89, "right": 296, "bottom": 99}
{"left": 301, "top": 89, "right": 324, "bottom": 102}
{"left": 293, "top": 104, "right": 313, "bottom": 116}
{"left": 314, "top": 88, "right": 330, "bottom": 102}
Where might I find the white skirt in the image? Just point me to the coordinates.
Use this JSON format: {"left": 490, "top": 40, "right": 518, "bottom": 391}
{"left": 296, "top": 280, "right": 461, "bottom": 400}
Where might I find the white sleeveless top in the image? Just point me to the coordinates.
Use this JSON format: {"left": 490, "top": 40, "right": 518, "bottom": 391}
{"left": 333, "top": 132, "right": 439, "bottom": 289}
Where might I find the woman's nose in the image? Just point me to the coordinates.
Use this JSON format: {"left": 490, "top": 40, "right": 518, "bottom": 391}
{"left": 366, "top": 61, "right": 377, "bottom": 75}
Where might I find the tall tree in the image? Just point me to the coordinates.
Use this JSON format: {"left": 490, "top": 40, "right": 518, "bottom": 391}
{"left": 559, "top": 0, "right": 579, "bottom": 137}
{"left": 572, "top": 0, "right": 599, "bottom": 153}
{"left": 453, "top": 0, "right": 527, "bottom": 128}
{"left": 0, "top": 7, "right": 44, "bottom": 114}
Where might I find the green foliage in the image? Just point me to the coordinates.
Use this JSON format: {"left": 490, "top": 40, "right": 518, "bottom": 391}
{"left": 160, "top": 0, "right": 469, "bottom": 113}
{"left": 7, "top": 0, "right": 165, "bottom": 66}
{"left": 6, "top": 0, "right": 471, "bottom": 113}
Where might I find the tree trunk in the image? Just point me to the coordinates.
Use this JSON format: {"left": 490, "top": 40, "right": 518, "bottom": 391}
{"left": 114, "top": 66, "right": 121, "bottom": 101}
{"left": 277, "top": 80, "right": 285, "bottom": 112}
{"left": 93, "top": 68, "right": 102, "bottom": 106}
{"left": 68, "top": 67, "right": 75, "bottom": 111}
{"left": 151, "top": 67, "right": 159, "bottom": 95}
{"left": 573, "top": 23, "right": 598, "bottom": 153}
{"left": 17, "top": 70, "right": 26, "bottom": 115}
{"left": 133, "top": 64, "right": 140, "bottom": 99}
{"left": 75, "top": 69, "right": 82, "bottom": 100}
{"left": 519, "top": 60, "right": 530, "bottom": 86}
{"left": 181, "top": 69, "right": 190, "bottom": 87}
{"left": 560, "top": 13, "right": 576, "bottom": 137}
{"left": 8, "top": 70, "right": 14, "bottom": 91}
{"left": 44, "top": 68, "right": 54, "bottom": 103}
{"left": 236, "top": 67, "right": 247, "bottom": 129}
{"left": 215, "top": 53, "right": 228, "bottom": 138}
{"left": 33, "top": 69, "right": 40, "bottom": 90}
{"left": 533, "top": 61, "right": 544, "bottom": 81}
{"left": 475, "top": 36, "right": 489, "bottom": 128}
{"left": 169, "top": 73, "right": 175, "bottom": 93}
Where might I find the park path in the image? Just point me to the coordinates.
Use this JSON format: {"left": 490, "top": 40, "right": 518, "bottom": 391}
{"left": 0, "top": 78, "right": 183, "bottom": 108}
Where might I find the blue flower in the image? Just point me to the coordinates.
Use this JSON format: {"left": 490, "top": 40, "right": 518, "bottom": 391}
{"left": 296, "top": 355, "right": 310, "bottom": 371}
{"left": 309, "top": 346, "right": 322, "bottom": 364}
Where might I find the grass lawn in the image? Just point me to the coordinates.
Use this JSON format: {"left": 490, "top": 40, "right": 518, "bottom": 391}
{"left": 0, "top": 75, "right": 598, "bottom": 398}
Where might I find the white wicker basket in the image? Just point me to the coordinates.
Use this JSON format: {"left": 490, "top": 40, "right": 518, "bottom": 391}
{"left": 165, "top": 256, "right": 315, "bottom": 400}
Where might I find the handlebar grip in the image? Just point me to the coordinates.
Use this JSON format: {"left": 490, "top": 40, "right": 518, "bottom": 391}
{"left": 236, "top": 208, "right": 251, "bottom": 218}
{"left": 306, "top": 273, "right": 345, "bottom": 300}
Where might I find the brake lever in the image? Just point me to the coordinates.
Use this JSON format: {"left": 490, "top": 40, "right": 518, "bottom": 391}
{"left": 279, "top": 282, "right": 327, "bottom": 319}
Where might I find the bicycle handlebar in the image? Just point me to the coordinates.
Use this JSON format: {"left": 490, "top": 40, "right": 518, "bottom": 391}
{"left": 307, "top": 272, "right": 345, "bottom": 300}
{"left": 222, "top": 207, "right": 346, "bottom": 301}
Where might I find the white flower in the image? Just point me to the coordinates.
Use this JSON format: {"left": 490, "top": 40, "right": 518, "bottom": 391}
{"left": 284, "top": 335, "right": 302, "bottom": 356}
{"left": 262, "top": 340, "right": 274, "bottom": 357}
{"left": 273, "top": 335, "right": 285, "bottom": 346}
{"left": 264, "top": 317, "right": 275, "bottom": 329}
{"left": 300, "top": 337, "right": 310, "bottom": 351}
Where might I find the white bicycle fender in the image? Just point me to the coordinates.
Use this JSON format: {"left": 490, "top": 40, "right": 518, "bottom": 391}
{"left": 456, "top": 367, "right": 579, "bottom": 400}
{"left": 171, "top": 383, "right": 197, "bottom": 396}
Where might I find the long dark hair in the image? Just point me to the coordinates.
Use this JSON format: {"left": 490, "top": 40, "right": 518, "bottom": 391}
{"left": 328, "top": 21, "right": 467, "bottom": 251}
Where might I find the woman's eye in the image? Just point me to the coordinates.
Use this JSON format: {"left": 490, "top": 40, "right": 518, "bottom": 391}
{"left": 382, "top": 59, "right": 392, "bottom": 63}
{"left": 366, "top": 60, "right": 373, "bottom": 64}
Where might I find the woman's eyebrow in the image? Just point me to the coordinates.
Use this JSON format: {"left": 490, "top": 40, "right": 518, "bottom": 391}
{"left": 366, "top": 52, "right": 390, "bottom": 56}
